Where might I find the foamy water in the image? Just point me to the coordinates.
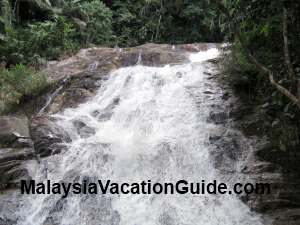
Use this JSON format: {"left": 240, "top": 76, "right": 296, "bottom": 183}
{"left": 17, "top": 48, "right": 263, "bottom": 225}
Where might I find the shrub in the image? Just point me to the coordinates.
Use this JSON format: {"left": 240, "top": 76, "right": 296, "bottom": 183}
{"left": 62, "top": 0, "right": 115, "bottom": 46}
{"left": 0, "top": 16, "right": 79, "bottom": 65}
{"left": 0, "top": 64, "right": 47, "bottom": 113}
{"left": 27, "top": 16, "right": 79, "bottom": 59}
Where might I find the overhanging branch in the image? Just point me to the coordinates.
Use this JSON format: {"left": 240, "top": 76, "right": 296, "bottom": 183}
{"left": 212, "top": 0, "right": 300, "bottom": 109}
{"left": 283, "top": 7, "right": 295, "bottom": 80}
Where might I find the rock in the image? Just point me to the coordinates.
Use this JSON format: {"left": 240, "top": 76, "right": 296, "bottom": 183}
{"left": 92, "top": 111, "right": 113, "bottom": 122}
{"left": 45, "top": 87, "right": 94, "bottom": 114}
{"left": 72, "top": 120, "right": 95, "bottom": 138}
{"left": 224, "top": 68, "right": 300, "bottom": 224}
{"left": 208, "top": 111, "right": 228, "bottom": 124}
{"left": 30, "top": 116, "right": 71, "bottom": 157}
{"left": 221, "top": 92, "right": 230, "bottom": 100}
{"left": 0, "top": 116, "right": 30, "bottom": 147}
{"left": 203, "top": 91, "right": 214, "bottom": 94}
{"left": 62, "top": 88, "right": 93, "bottom": 109}
{"left": 118, "top": 51, "right": 141, "bottom": 67}
{"left": 47, "top": 94, "right": 64, "bottom": 114}
{"left": 241, "top": 161, "right": 282, "bottom": 174}
{"left": 267, "top": 208, "right": 300, "bottom": 225}
{"left": 0, "top": 217, "right": 15, "bottom": 225}
{"left": 0, "top": 148, "right": 35, "bottom": 188}
{"left": 91, "top": 97, "right": 119, "bottom": 121}
{"left": 39, "top": 43, "right": 219, "bottom": 114}
{"left": 0, "top": 116, "right": 35, "bottom": 189}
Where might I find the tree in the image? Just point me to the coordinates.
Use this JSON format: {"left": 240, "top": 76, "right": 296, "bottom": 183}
{"left": 212, "top": 0, "right": 300, "bottom": 110}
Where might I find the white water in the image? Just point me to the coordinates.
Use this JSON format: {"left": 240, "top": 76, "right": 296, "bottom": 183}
{"left": 18, "top": 48, "right": 263, "bottom": 225}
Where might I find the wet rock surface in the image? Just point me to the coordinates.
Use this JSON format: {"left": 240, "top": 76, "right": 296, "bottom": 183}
{"left": 0, "top": 148, "right": 34, "bottom": 186}
{"left": 72, "top": 120, "right": 95, "bottom": 138}
{"left": 37, "top": 43, "right": 221, "bottom": 113}
{"left": 30, "top": 116, "right": 71, "bottom": 157}
{"left": 0, "top": 116, "right": 34, "bottom": 190}
{"left": 214, "top": 64, "right": 300, "bottom": 225}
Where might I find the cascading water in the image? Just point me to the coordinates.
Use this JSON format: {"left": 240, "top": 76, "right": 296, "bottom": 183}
{"left": 17, "top": 48, "right": 264, "bottom": 225}
{"left": 38, "top": 76, "right": 70, "bottom": 115}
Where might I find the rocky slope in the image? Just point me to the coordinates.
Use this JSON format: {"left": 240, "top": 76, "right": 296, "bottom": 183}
{"left": 0, "top": 43, "right": 217, "bottom": 191}
{"left": 0, "top": 43, "right": 299, "bottom": 225}
{"left": 215, "top": 58, "right": 300, "bottom": 225}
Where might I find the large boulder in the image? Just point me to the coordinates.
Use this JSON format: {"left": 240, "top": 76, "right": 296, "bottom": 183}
{"left": 0, "top": 116, "right": 34, "bottom": 189}
{"left": 30, "top": 116, "right": 71, "bottom": 157}
{"left": 0, "top": 148, "right": 35, "bottom": 188}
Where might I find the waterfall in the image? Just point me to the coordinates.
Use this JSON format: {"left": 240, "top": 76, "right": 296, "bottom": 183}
{"left": 17, "top": 48, "right": 263, "bottom": 225}
{"left": 38, "top": 76, "right": 69, "bottom": 115}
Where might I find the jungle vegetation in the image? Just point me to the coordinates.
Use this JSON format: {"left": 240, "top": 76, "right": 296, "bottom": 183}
{"left": 0, "top": 0, "right": 300, "bottom": 151}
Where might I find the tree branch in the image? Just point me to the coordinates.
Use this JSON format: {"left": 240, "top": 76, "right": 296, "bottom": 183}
{"left": 282, "top": 7, "right": 295, "bottom": 80}
{"left": 212, "top": 0, "right": 300, "bottom": 109}
{"left": 236, "top": 28, "right": 300, "bottom": 109}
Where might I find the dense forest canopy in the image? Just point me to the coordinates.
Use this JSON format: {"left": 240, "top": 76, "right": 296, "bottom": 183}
{"left": 0, "top": 0, "right": 224, "bottom": 64}
{"left": 0, "top": 0, "right": 299, "bottom": 119}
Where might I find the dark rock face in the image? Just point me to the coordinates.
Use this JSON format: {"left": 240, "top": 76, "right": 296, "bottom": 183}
{"left": 72, "top": 120, "right": 95, "bottom": 138}
{"left": 210, "top": 56, "right": 300, "bottom": 225}
{"left": 222, "top": 96, "right": 300, "bottom": 224}
{"left": 60, "top": 88, "right": 93, "bottom": 109}
{"left": 0, "top": 116, "right": 35, "bottom": 189}
{"left": 0, "top": 148, "right": 34, "bottom": 188}
{"left": 210, "top": 130, "right": 244, "bottom": 173}
{"left": 244, "top": 144, "right": 300, "bottom": 225}
{"left": 208, "top": 111, "right": 229, "bottom": 124}
{"left": 0, "top": 115, "right": 72, "bottom": 190}
{"left": 30, "top": 116, "right": 71, "bottom": 157}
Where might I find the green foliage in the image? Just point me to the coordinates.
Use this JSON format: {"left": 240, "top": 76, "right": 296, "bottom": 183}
{"left": 0, "top": 0, "right": 11, "bottom": 33}
{"left": 79, "top": 0, "right": 114, "bottom": 45}
{"left": 111, "top": 0, "right": 223, "bottom": 46}
{"left": 28, "top": 16, "right": 78, "bottom": 58}
{"left": 0, "top": 0, "right": 226, "bottom": 63}
{"left": 0, "top": 64, "right": 47, "bottom": 113}
{"left": 0, "top": 16, "right": 79, "bottom": 64}
{"left": 220, "top": 0, "right": 300, "bottom": 153}
{"left": 0, "top": 0, "right": 227, "bottom": 112}
{"left": 221, "top": 0, "right": 300, "bottom": 106}
{"left": 62, "top": 0, "right": 115, "bottom": 45}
